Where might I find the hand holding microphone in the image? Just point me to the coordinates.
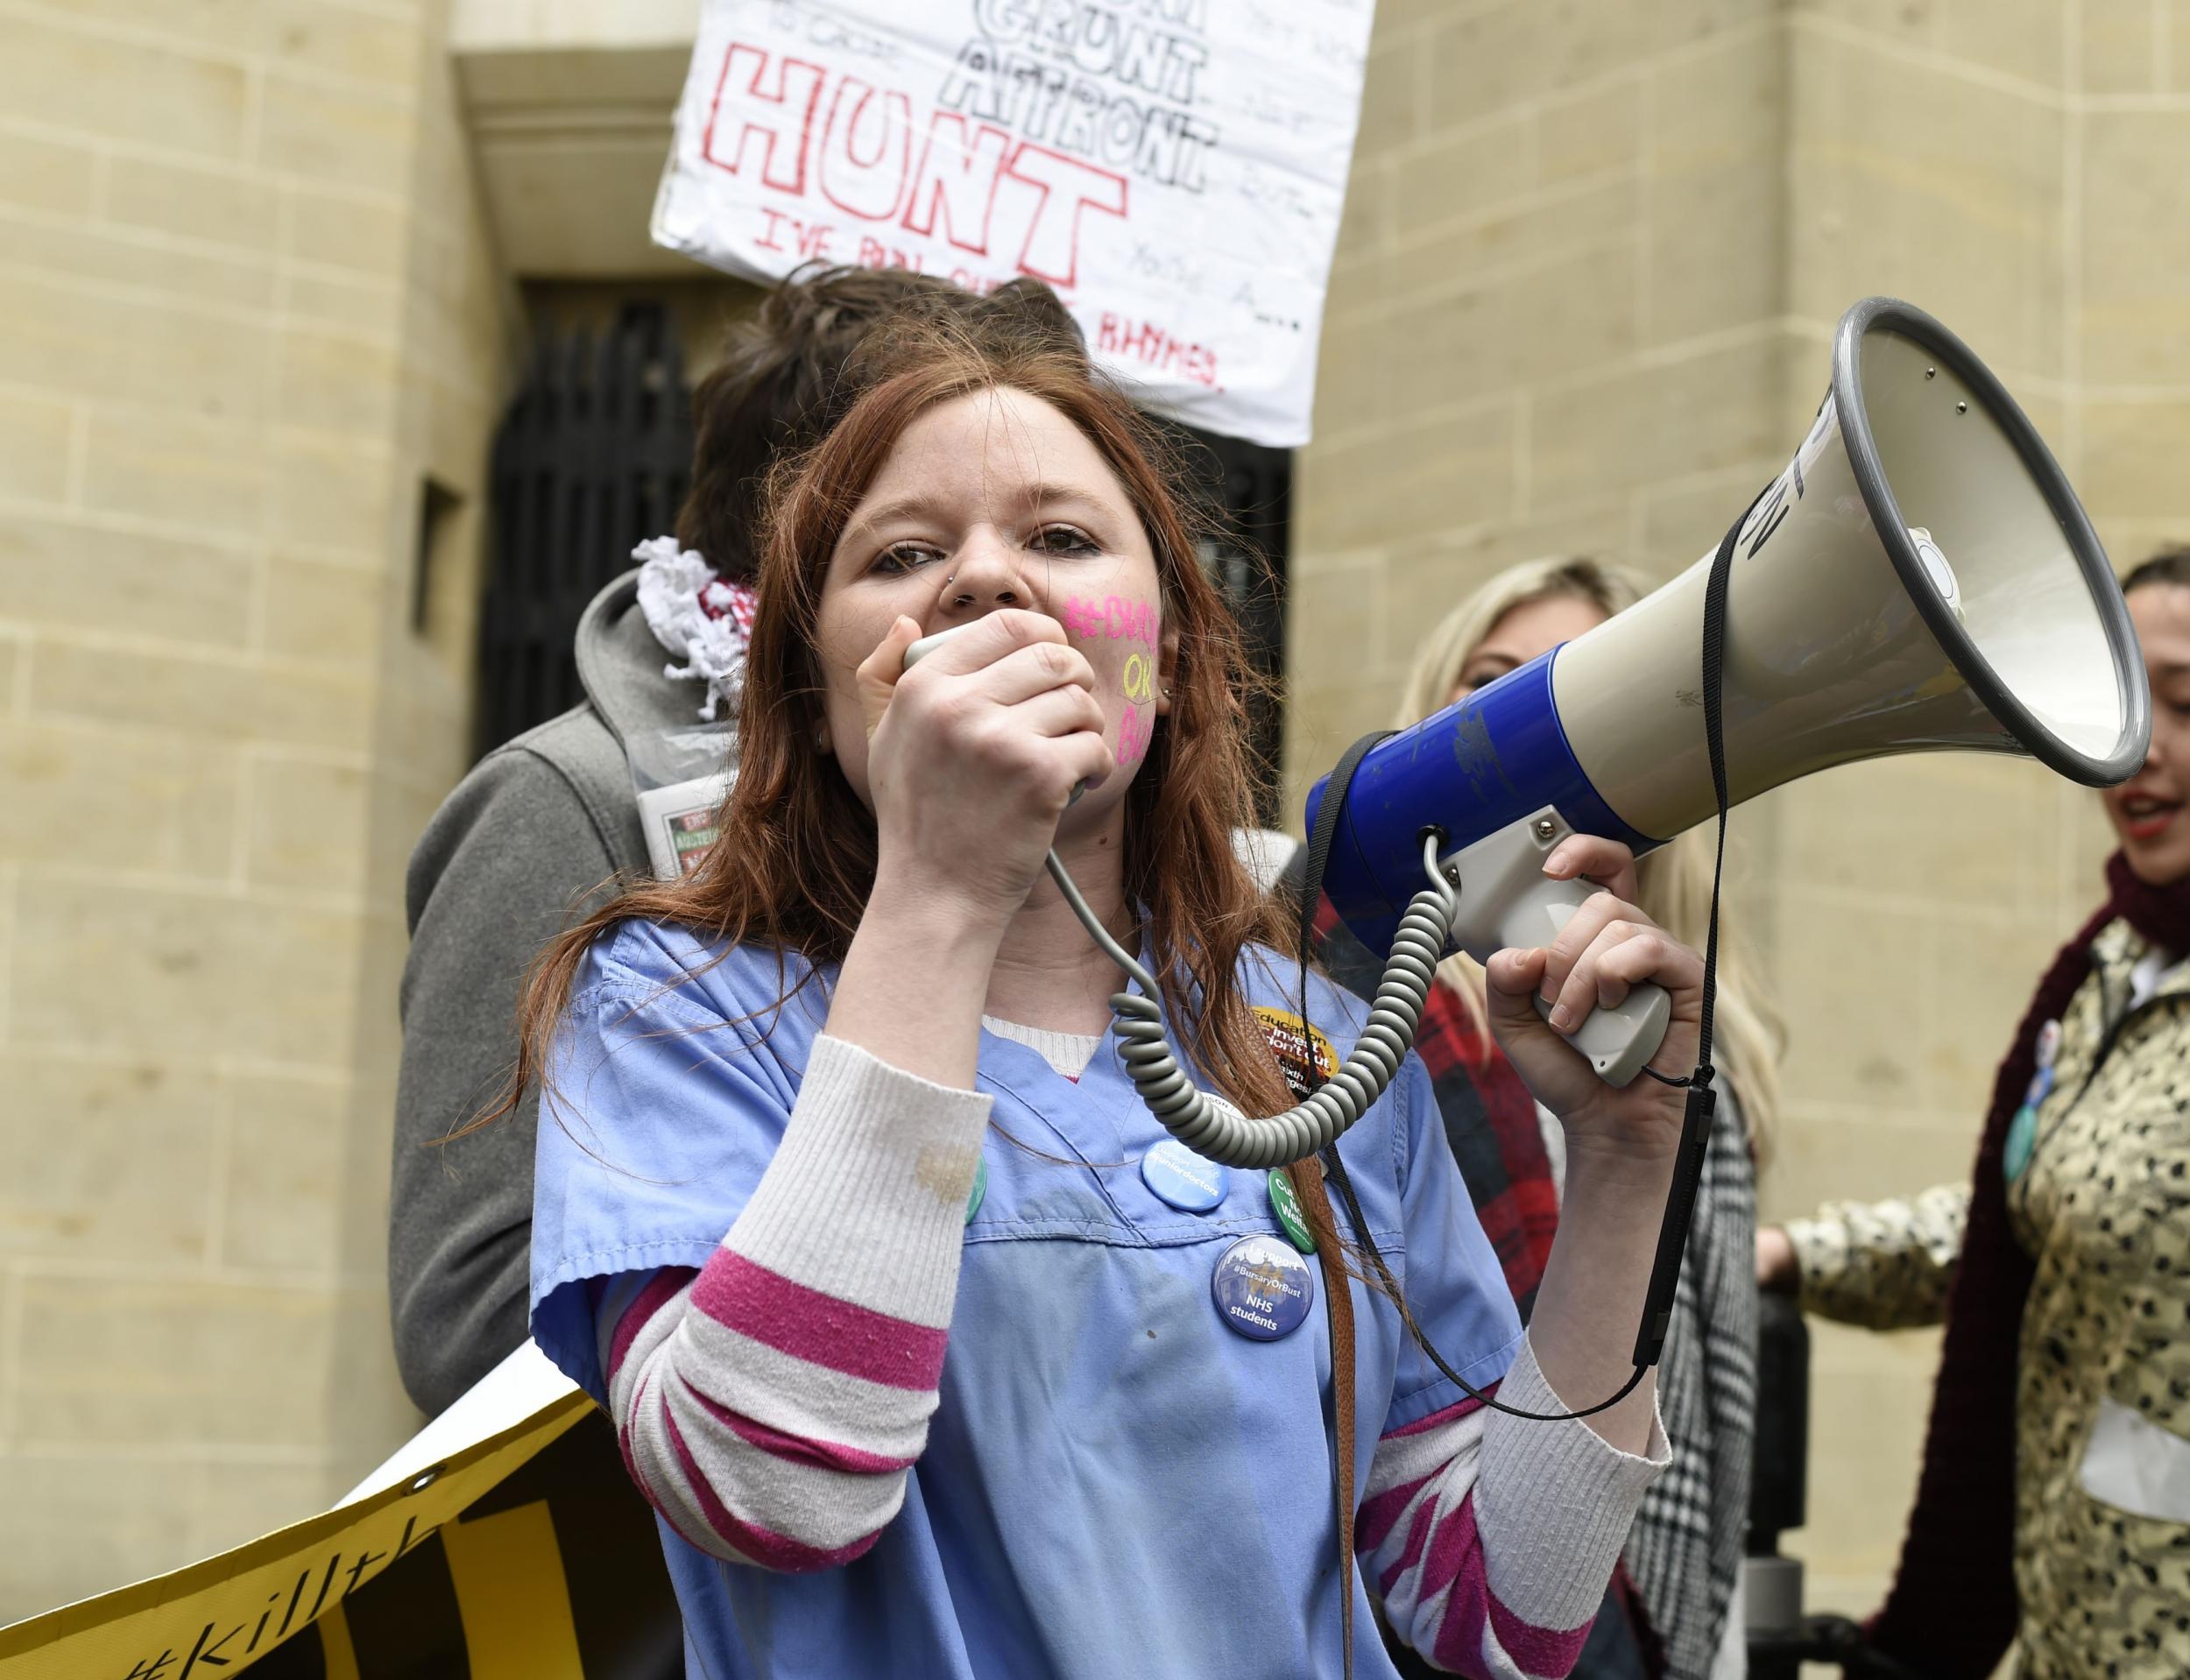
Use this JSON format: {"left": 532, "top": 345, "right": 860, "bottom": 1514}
{"left": 862, "top": 610, "right": 1111, "bottom": 927}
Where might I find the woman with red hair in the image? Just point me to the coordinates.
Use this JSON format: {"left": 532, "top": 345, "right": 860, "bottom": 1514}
{"left": 505, "top": 314, "right": 1702, "bottom": 1680}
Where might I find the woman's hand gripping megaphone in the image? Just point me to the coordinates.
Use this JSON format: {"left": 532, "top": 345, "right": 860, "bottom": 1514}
{"left": 1480, "top": 833, "right": 1703, "bottom": 1157}
{"left": 1438, "top": 808, "right": 1677, "bottom": 1088}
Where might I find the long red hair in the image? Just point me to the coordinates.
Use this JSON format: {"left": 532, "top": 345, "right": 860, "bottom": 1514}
{"left": 498, "top": 322, "right": 1295, "bottom": 1123}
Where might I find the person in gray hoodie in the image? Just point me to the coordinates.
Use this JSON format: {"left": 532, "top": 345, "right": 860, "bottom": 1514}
{"left": 391, "top": 268, "right": 1084, "bottom": 1416}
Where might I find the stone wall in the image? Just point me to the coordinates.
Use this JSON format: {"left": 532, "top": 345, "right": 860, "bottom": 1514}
{"left": 0, "top": 0, "right": 515, "bottom": 1620}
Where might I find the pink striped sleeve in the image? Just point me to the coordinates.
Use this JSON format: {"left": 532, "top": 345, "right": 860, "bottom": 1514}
{"left": 591, "top": 1033, "right": 992, "bottom": 1572}
{"left": 1361, "top": 1340, "right": 1666, "bottom": 1680}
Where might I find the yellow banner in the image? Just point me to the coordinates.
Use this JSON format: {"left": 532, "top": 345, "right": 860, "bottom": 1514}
{"left": 0, "top": 1345, "right": 679, "bottom": 1680}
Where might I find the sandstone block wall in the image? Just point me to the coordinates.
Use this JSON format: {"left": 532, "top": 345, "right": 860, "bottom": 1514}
{"left": 0, "top": 0, "right": 512, "bottom": 1620}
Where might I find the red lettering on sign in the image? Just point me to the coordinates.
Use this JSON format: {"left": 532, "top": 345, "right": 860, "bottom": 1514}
{"left": 857, "top": 236, "right": 924, "bottom": 270}
{"left": 703, "top": 44, "right": 826, "bottom": 194}
{"left": 1003, "top": 143, "right": 1128, "bottom": 288}
{"left": 705, "top": 45, "right": 1133, "bottom": 294}
{"left": 757, "top": 204, "right": 834, "bottom": 258}
{"left": 1097, "top": 313, "right": 1219, "bottom": 386}
{"left": 901, "top": 115, "right": 1013, "bottom": 256}
{"left": 818, "top": 77, "right": 912, "bottom": 222}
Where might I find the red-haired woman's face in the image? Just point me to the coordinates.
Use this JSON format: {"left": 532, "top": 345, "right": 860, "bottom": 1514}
{"left": 812, "top": 385, "right": 1173, "bottom": 832}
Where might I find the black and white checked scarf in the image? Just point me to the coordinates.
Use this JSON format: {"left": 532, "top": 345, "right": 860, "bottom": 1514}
{"left": 1624, "top": 1082, "right": 1756, "bottom": 1680}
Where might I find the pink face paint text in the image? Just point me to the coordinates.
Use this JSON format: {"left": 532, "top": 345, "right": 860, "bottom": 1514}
{"left": 1117, "top": 701, "right": 1155, "bottom": 766}
{"left": 1063, "top": 595, "right": 1157, "bottom": 647}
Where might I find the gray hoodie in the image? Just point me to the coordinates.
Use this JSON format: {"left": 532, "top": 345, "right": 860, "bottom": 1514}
{"left": 390, "top": 569, "right": 710, "bottom": 1415}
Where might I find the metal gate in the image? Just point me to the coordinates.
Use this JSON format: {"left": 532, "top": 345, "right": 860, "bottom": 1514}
{"left": 473, "top": 306, "right": 1289, "bottom": 792}
{"left": 474, "top": 304, "right": 692, "bottom": 760}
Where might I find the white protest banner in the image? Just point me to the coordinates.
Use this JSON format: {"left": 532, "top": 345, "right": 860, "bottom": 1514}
{"left": 651, "top": 0, "right": 1377, "bottom": 447}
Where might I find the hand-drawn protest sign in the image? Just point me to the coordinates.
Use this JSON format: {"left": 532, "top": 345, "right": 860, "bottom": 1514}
{"left": 0, "top": 1345, "right": 681, "bottom": 1680}
{"left": 651, "top": 0, "right": 1379, "bottom": 446}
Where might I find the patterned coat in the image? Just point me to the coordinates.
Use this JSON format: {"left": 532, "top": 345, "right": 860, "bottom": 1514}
{"left": 1997, "top": 917, "right": 2190, "bottom": 1678}
{"left": 1786, "top": 1183, "right": 1968, "bottom": 1331}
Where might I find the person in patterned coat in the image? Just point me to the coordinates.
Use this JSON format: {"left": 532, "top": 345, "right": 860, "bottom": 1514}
{"left": 1756, "top": 549, "right": 2190, "bottom": 1678}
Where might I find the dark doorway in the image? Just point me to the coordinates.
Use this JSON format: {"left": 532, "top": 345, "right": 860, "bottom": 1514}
{"left": 473, "top": 301, "right": 693, "bottom": 761}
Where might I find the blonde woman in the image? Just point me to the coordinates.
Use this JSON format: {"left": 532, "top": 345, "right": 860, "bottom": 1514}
{"left": 1328, "top": 558, "right": 1782, "bottom": 1680}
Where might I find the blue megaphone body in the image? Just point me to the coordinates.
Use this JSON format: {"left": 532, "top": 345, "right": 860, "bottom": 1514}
{"left": 1303, "top": 649, "right": 1654, "bottom": 963}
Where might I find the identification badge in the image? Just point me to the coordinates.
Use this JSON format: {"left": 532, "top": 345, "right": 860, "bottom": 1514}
{"left": 1212, "top": 1234, "right": 1316, "bottom": 1340}
{"left": 637, "top": 772, "right": 732, "bottom": 879}
{"left": 1252, "top": 1007, "right": 1339, "bottom": 1102}
{"left": 1141, "top": 1140, "right": 1227, "bottom": 1212}
{"left": 965, "top": 1155, "right": 987, "bottom": 1225}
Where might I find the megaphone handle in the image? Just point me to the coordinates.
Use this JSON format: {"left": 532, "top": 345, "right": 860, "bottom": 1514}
{"left": 1516, "top": 885, "right": 1673, "bottom": 1089}
{"left": 1445, "top": 811, "right": 1673, "bottom": 1089}
{"left": 1530, "top": 975, "right": 1671, "bottom": 1088}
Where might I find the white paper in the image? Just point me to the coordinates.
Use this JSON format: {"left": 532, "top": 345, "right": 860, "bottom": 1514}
{"left": 2077, "top": 1393, "right": 2190, "bottom": 1523}
{"left": 337, "top": 1340, "right": 582, "bottom": 1508}
{"left": 651, "top": 0, "right": 1377, "bottom": 446}
{"left": 639, "top": 772, "right": 735, "bottom": 879}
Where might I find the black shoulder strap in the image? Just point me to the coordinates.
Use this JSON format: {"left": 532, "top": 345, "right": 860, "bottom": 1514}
{"left": 1296, "top": 729, "right": 1396, "bottom": 967}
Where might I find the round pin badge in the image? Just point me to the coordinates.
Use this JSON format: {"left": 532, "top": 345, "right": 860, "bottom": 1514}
{"left": 1268, "top": 1167, "right": 1315, "bottom": 1253}
{"left": 2035, "top": 1019, "right": 2062, "bottom": 1069}
{"left": 1141, "top": 1139, "right": 1228, "bottom": 1212}
{"left": 964, "top": 1155, "right": 987, "bottom": 1225}
{"left": 1212, "top": 1233, "right": 1316, "bottom": 1341}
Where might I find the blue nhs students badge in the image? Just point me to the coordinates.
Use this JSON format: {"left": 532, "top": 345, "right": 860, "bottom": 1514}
{"left": 1212, "top": 1234, "right": 1316, "bottom": 1341}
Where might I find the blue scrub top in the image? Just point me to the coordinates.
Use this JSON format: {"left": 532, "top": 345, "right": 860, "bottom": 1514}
{"left": 533, "top": 921, "right": 1523, "bottom": 1680}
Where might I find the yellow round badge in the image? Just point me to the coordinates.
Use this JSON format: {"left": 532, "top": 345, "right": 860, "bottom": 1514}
{"left": 1251, "top": 1006, "right": 1339, "bottom": 1103}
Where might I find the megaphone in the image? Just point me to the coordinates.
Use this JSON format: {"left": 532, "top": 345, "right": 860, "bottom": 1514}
{"left": 1034, "top": 298, "right": 2145, "bottom": 1368}
{"left": 1304, "top": 295, "right": 2150, "bottom": 1081}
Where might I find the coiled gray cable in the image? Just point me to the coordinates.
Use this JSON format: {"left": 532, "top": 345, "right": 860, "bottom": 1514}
{"left": 1049, "top": 832, "right": 1459, "bottom": 1168}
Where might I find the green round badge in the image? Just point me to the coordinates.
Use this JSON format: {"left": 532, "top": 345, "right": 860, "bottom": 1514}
{"left": 2003, "top": 1104, "right": 2037, "bottom": 1185}
{"left": 1268, "top": 1167, "right": 1315, "bottom": 1253}
{"left": 965, "top": 1155, "right": 988, "bottom": 1225}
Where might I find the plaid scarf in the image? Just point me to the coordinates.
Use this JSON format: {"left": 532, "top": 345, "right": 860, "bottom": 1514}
{"left": 1319, "top": 907, "right": 1751, "bottom": 1679}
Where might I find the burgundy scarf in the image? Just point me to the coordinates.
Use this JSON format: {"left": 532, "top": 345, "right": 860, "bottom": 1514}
{"left": 1867, "top": 851, "right": 2190, "bottom": 1676}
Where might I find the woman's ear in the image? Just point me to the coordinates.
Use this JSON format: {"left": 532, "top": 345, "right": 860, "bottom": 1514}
{"left": 1155, "top": 618, "right": 1181, "bottom": 716}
